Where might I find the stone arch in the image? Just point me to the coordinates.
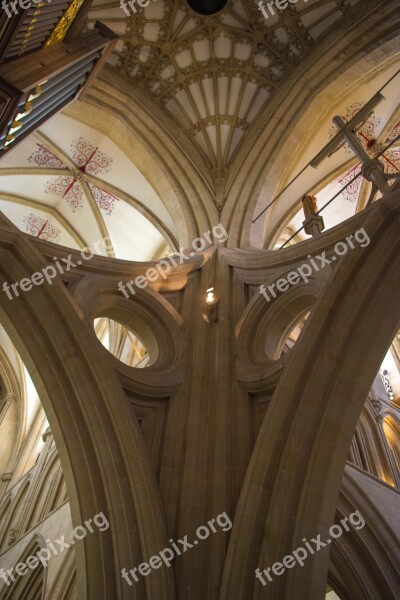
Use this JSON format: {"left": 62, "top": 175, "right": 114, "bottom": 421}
{"left": 236, "top": 276, "right": 323, "bottom": 387}
{"left": 0, "top": 344, "right": 25, "bottom": 477}
{"left": 220, "top": 191, "right": 400, "bottom": 600}
{"left": 352, "top": 401, "right": 398, "bottom": 486}
{"left": 382, "top": 414, "right": 400, "bottom": 475}
{"left": 0, "top": 222, "right": 176, "bottom": 599}
{"left": 0, "top": 494, "right": 12, "bottom": 545}
{"left": 0, "top": 476, "right": 32, "bottom": 550}
{"left": 22, "top": 448, "right": 65, "bottom": 534}
{"left": 1, "top": 533, "right": 48, "bottom": 600}
{"left": 328, "top": 468, "right": 400, "bottom": 600}
{"left": 47, "top": 545, "right": 77, "bottom": 600}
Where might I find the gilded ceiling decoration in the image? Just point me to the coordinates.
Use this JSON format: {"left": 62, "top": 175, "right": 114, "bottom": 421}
{"left": 88, "top": 0, "right": 363, "bottom": 170}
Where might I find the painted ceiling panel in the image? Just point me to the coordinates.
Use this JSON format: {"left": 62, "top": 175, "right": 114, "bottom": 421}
{"left": 0, "top": 108, "right": 175, "bottom": 261}
{"left": 39, "top": 114, "right": 176, "bottom": 234}
{"left": 0, "top": 176, "right": 60, "bottom": 208}
{"left": 0, "top": 200, "right": 77, "bottom": 248}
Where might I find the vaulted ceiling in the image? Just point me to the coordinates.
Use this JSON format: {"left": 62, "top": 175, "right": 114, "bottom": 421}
{"left": 0, "top": 0, "right": 398, "bottom": 255}
{"left": 87, "top": 0, "right": 363, "bottom": 169}
{"left": 0, "top": 113, "right": 176, "bottom": 259}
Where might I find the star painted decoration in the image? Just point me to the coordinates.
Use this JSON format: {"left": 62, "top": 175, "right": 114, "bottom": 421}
{"left": 42, "top": 137, "right": 118, "bottom": 214}
{"left": 71, "top": 137, "right": 113, "bottom": 175}
{"left": 45, "top": 176, "right": 84, "bottom": 212}
{"left": 27, "top": 143, "right": 64, "bottom": 168}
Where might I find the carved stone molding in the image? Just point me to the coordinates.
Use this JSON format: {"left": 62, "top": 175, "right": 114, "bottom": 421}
{"left": 88, "top": 0, "right": 367, "bottom": 167}
{"left": 7, "top": 527, "right": 18, "bottom": 546}
{"left": 371, "top": 398, "right": 383, "bottom": 414}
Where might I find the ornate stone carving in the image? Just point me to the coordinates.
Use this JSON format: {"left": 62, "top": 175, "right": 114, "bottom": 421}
{"left": 87, "top": 0, "right": 362, "bottom": 167}
{"left": 213, "top": 167, "right": 227, "bottom": 210}
{"left": 7, "top": 528, "right": 17, "bottom": 546}
{"left": 371, "top": 398, "right": 382, "bottom": 414}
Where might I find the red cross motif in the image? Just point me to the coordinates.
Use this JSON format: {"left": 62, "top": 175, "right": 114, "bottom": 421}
{"left": 329, "top": 102, "right": 382, "bottom": 151}
{"left": 42, "top": 137, "right": 118, "bottom": 214}
{"left": 45, "top": 176, "right": 84, "bottom": 212}
{"left": 71, "top": 137, "right": 113, "bottom": 175}
{"left": 23, "top": 213, "right": 61, "bottom": 241}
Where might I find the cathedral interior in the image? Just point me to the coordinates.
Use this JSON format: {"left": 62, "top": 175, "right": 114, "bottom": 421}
{"left": 0, "top": 0, "right": 399, "bottom": 598}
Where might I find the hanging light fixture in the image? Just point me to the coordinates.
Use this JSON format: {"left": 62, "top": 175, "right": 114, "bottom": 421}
{"left": 186, "top": 0, "right": 228, "bottom": 16}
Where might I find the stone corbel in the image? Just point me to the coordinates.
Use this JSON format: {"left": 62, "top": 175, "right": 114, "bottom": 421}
{"left": 213, "top": 167, "right": 227, "bottom": 211}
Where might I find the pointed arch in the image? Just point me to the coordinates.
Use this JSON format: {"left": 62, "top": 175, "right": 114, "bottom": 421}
{"left": 329, "top": 467, "right": 400, "bottom": 600}
{"left": 1, "top": 534, "right": 47, "bottom": 600}
{"left": 220, "top": 191, "right": 400, "bottom": 600}
{"left": 47, "top": 545, "right": 76, "bottom": 600}
{"left": 0, "top": 476, "right": 32, "bottom": 550}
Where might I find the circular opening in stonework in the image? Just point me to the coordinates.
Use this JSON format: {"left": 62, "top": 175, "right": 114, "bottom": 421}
{"left": 94, "top": 318, "right": 150, "bottom": 368}
{"left": 280, "top": 311, "right": 310, "bottom": 357}
{"left": 186, "top": 0, "right": 228, "bottom": 15}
